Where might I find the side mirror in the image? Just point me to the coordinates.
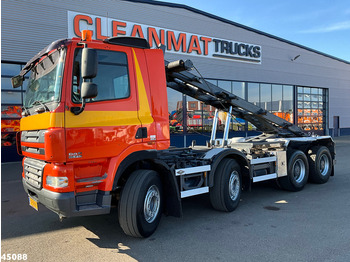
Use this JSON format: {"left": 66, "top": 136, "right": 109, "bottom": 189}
{"left": 81, "top": 82, "right": 98, "bottom": 99}
{"left": 71, "top": 82, "right": 98, "bottom": 115}
{"left": 11, "top": 75, "right": 24, "bottom": 88}
{"left": 81, "top": 48, "right": 97, "bottom": 79}
{"left": 71, "top": 48, "right": 98, "bottom": 115}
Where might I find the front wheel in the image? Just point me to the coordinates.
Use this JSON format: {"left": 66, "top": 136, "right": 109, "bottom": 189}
{"left": 118, "top": 169, "right": 163, "bottom": 238}
{"left": 210, "top": 158, "right": 242, "bottom": 212}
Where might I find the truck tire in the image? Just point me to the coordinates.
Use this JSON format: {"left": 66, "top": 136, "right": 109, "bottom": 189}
{"left": 210, "top": 158, "right": 241, "bottom": 212}
{"left": 279, "top": 150, "right": 309, "bottom": 192}
{"left": 118, "top": 169, "right": 163, "bottom": 238}
{"left": 308, "top": 146, "right": 332, "bottom": 184}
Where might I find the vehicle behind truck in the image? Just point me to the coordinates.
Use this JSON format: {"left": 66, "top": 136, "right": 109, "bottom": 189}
{"left": 12, "top": 31, "right": 335, "bottom": 238}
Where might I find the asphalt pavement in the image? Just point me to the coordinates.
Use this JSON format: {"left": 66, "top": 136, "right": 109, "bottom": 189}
{"left": 1, "top": 136, "right": 350, "bottom": 262}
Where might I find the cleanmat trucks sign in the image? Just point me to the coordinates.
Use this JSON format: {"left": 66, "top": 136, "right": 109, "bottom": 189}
{"left": 68, "top": 11, "right": 262, "bottom": 64}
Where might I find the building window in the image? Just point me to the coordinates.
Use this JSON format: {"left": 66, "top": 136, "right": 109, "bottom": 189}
{"left": 297, "top": 86, "right": 327, "bottom": 134}
{"left": 232, "top": 81, "right": 245, "bottom": 99}
{"left": 168, "top": 87, "right": 183, "bottom": 134}
{"left": 186, "top": 97, "right": 216, "bottom": 133}
{"left": 218, "top": 80, "right": 231, "bottom": 93}
{"left": 260, "top": 83, "right": 271, "bottom": 111}
{"left": 1, "top": 62, "right": 25, "bottom": 150}
{"left": 272, "top": 84, "right": 283, "bottom": 117}
{"left": 247, "top": 82, "right": 259, "bottom": 106}
{"left": 282, "top": 85, "right": 293, "bottom": 123}
{"left": 206, "top": 79, "right": 218, "bottom": 86}
{"left": 247, "top": 82, "right": 294, "bottom": 124}
{"left": 1, "top": 63, "right": 22, "bottom": 76}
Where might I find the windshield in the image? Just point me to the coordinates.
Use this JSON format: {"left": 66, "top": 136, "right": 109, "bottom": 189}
{"left": 24, "top": 48, "right": 66, "bottom": 108}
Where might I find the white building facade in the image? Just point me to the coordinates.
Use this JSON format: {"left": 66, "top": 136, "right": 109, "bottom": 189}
{"left": 2, "top": 0, "right": 350, "bottom": 161}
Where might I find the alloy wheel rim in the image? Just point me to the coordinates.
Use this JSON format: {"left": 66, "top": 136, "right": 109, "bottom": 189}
{"left": 144, "top": 185, "right": 160, "bottom": 223}
{"left": 229, "top": 171, "right": 240, "bottom": 201}
{"left": 319, "top": 154, "right": 330, "bottom": 176}
{"left": 293, "top": 159, "right": 306, "bottom": 183}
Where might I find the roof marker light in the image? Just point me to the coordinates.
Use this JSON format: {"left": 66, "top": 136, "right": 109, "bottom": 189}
{"left": 81, "top": 30, "right": 93, "bottom": 41}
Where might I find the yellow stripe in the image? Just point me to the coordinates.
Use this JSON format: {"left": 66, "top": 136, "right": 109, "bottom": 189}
{"left": 20, "top": 112, "right": 64, "bottom": 131}
{"left": 21, "top": 111, "right": 141, "bottom": 130}
{"left": 65, "top": 110, "right": 140, "bottom": 128}
{"left": 132, "top": 49, "right": 154, "bottom": 125}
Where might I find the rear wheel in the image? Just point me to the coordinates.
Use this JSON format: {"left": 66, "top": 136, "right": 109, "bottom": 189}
{"left": 308, "top": 146, "right": 332, "bottom": 184}
{"left": 210, "top": 158, "right": 242, "bottom": 212}
{"left": 118, "top": 169, "right": 163, "bottom": 238}
{"left": 279, "top": 150, "right": 309, "bottom": 192}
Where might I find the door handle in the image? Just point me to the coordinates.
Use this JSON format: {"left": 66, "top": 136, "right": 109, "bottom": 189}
{"left": 135, "top": 127, "right": 147, "bottom": 139}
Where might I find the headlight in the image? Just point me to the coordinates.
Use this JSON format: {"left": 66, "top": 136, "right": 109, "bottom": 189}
{"left": 46, "top": 176, "right": 68, "bottom": 188}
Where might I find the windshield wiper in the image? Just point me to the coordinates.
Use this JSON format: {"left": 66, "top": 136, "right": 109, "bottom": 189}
{"left": 21, "top": 106, "right": 31, "bottom": 117}
{"left": 32, "top": 100, "right": 50, "bottom": 113}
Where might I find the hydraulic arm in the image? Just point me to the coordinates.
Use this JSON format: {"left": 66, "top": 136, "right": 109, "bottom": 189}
{"left": 165, "top": 59, "right": 307, "bottom": 138}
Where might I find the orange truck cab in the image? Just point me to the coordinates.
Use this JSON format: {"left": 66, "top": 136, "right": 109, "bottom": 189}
{"left": 16, "top": 35, "right": 174, "bottom": 219}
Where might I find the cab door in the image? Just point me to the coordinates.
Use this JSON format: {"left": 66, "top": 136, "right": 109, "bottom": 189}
{"left": 64, "top": 43, "right": 142, "bottom": 161}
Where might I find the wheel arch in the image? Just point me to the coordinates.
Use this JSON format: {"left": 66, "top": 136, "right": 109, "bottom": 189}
{"left": 287, "top": 137, "right": 335, "bottom": 158}
{"left": 113, "top": 150, "right": 182, "bottom": 218}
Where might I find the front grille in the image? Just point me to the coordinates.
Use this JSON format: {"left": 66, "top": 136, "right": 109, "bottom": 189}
{"left": 24, "top": 158, "right": 46, "bottom": 189}
{"left": 21, "top": 130, "right": 46, "bottom": 143}
{"left": 21, "top": 146, "right": 45, "bottom": 155}
{"left": 21, "top": 130, "right": 46, "bottom": 155}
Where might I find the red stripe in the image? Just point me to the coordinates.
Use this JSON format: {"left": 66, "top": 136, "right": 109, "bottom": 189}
{"left": 21, "top": 142, "right": 45, "bottom": 148}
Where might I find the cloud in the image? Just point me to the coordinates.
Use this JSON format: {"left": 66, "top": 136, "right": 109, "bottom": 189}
{"left": 300, "top": 21, "right": 350, "bottom": 33}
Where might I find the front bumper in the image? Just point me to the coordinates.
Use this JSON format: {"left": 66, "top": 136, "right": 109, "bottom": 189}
{"left": 23, "top": 178, "right": 111, "bottom": 217}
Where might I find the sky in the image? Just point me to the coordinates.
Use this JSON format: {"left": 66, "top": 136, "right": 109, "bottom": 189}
{"left": 160, "top": 0, "right": 350, "bottom": 62}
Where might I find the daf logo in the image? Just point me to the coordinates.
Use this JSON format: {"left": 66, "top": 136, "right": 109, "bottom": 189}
{"left": 69, "top": 152, "right": 82, "bottom": 159}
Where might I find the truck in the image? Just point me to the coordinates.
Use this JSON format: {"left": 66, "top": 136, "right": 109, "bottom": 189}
{"left": 12, "top": 31, "right": 335, "bottom": 238}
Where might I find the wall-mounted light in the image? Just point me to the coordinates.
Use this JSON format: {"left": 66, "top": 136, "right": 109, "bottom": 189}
{"left": 291, "top": 55, "right": 301, "bottom": 61}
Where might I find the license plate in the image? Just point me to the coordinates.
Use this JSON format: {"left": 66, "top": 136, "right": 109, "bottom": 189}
{"left": 29, "top": 196, "right": 38, "bottom": 211}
